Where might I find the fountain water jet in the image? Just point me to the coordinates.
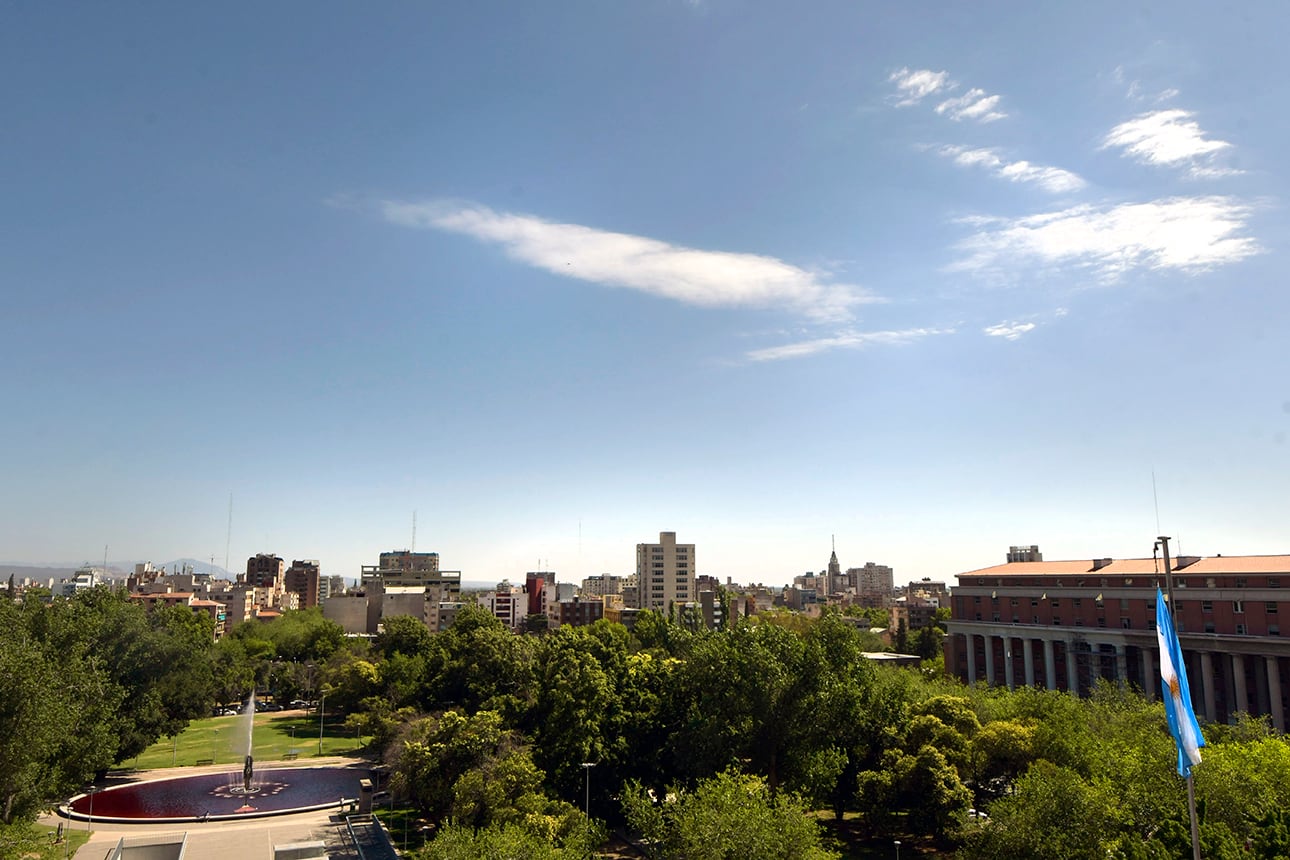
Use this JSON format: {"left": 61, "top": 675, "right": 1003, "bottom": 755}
{"left": 241, "top": 693, "right": 256, "bottom": 794}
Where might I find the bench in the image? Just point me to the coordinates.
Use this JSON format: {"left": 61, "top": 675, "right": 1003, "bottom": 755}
{"left": 283, "top": 751, "right": 299, "bottom": 760}
{"left": 195, "top": 758, "right": 214, "bottom": 766}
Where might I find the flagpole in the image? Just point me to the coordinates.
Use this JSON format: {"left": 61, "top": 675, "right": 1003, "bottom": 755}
{"left": 1159, "top": 535, "right": 1202, "bottom": 860}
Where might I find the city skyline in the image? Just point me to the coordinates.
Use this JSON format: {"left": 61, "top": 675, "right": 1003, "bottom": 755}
{"left": 3, "top": 3, "right": 1288, "bottom": 587}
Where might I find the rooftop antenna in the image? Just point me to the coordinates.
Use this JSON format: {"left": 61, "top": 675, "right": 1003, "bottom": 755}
{"left": 224, "top": 493, "right": 233, "bottom": 572}
{"left": 411, "top": 511, "right": 417, "bottom": 553}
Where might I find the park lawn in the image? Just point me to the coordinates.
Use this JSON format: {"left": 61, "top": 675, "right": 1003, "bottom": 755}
{"left": 0, "top": 822, "right": 90, "bottom": 860}
{"left": 127, "top": 712, "right": 368, "bottom": 770}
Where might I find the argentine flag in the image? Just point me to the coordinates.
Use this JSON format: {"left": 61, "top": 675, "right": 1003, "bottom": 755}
{"left": 1156, "top": 589, "right": 1205, "bottom": 777}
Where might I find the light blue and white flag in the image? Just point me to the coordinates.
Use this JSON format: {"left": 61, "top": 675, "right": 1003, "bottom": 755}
{"left": 1156, "top": 588, "right": 1205, "bottom": 777}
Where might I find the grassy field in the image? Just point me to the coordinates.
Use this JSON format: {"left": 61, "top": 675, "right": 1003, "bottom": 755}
{"left": 0, "top": 822, "right": 90, "bottom": 860}
{"left": 126, "top": 711, "right": 369, "bottom": 769}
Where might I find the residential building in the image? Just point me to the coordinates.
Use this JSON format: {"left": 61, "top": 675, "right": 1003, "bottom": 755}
{"left": 480, "top": 581, "right": 524, "bottom": 629}
{"left": 285, "top": 559, "right": 321, "bottom": 609}
{"left": 245, "top": 554, "right": 285, "bottom": 591}
{"left": 58, "top": 565, "right": 102, "bottom": 597}
{"left": 556, "top": 595, "right": 604, "bottom": 627}
{"left": 944, "top": 550, "right": 1290, "bottom": 731}
{"left": 636, "top": 531, "right": 695, "bottom": 613}
{"left": 321, "top": 575, "right": 347, "bottom": 601}
{"left": 360, "top": 549, "right": 461, "bottom": 630}
{"left": 526, "top": 572, "right": 551, "bottom": 617}
{"left": 580, "top": 573, "right": 623, "bottom": 598}
{"left": 850, "top": 563, "right": 895, "bottom": 604}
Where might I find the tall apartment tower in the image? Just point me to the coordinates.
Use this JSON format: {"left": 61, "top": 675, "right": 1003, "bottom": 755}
{"left": 245, "top": 554, "right": 285, "bottom": 590}
{"left": 285, "top": 559, "right": 321, "bottom": 608}
{"left": 850, "top": 562, "right": 895, "bottom": 598}
{"left": 636, "top": 531, "right": 695, "bottom": 613}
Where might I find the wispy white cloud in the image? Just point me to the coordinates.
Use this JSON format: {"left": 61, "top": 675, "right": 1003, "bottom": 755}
{"left": 888, "top": 68, "right": 952, "bottom": 106}
{"left": 889, "top": 68, "right": 1007, "bottom": 123}
{"left": 935, "top": 88, "right": 1007, "bottom": 123}
{"left": 1103, "top": 109, "right": 1240, "bottom": 177}
{"left": 380, "top": 200, "right": 875, "bottom": 323}
{"left": 744, "top": 327, "right": 953, "bottom": 362}
{"left": 983, "top": 321, "right": 1037, "bottom": 340}
{"left": 951, "top": 196, "right": 1260, "bottom": 279}
{"left": 939, "top": 146, "right": 1085, "bottom": 193}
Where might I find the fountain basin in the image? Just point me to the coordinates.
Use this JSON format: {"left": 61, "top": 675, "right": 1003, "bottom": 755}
{"left": 66, "top": 766, "right": 369, "bottom": 823}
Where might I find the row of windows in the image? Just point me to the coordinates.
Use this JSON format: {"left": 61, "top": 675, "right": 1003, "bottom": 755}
{"left": 972, "top": 612, "right": 1283, "bottom": 637}
{"left": 973, "top": 596, "right": 1280, "bottom": 614}
{"left": 973, "top": 576, "right": 1282, "bottom": 588}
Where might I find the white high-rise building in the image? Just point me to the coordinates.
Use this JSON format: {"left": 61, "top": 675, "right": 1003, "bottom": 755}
{"left": 636, "top": 531, "right": 695, "bottom": 613}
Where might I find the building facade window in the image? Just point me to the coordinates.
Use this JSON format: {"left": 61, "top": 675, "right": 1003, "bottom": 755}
{"left": 1234, "top": 600, "right": 1244, "bottom": 613}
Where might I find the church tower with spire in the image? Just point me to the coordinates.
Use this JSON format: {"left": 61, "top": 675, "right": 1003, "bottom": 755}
{"left": 826, "top": 535, "right": 842, "bottom": 597}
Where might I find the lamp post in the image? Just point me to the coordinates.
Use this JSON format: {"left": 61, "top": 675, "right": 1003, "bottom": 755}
{"left": 212, "top": 729, "right": 219, "bottom": 765}
{"left": 318, "top": 692, "right": 326, "bottom": 756}
{"left": 894, "top": 839, "right": 901, "bottom": 860}
{"left": 580, "top": 762, "right": 596, "bottom": 819}
{"left": 85, "top": 785, "right": 95, "bottom": 836}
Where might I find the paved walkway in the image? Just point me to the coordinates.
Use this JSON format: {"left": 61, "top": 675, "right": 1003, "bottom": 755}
{"left": 42, "top": 757, "right": 383, "bottom": 860}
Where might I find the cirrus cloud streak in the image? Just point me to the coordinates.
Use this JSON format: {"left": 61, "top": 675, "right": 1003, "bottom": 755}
{"left": 950, "top": 196, "right": 1260, "bottom": 280}
{"left": 381, "top": 200, "right": 874, "bottom": 322}
{"left": 939, "top": 146, "right": 1085, "bottom": 193}
{"left": 744, "top": 327, "right": 953, "bottom": 362}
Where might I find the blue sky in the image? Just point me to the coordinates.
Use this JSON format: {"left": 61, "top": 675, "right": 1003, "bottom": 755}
{"left": 3, "top": 2, "right": 1287, "bottom": 586}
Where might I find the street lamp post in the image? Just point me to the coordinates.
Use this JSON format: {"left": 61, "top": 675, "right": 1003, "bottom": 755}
{"left": 894, "top": 839, "right": 901, "bottom": 860}
{"left": 86, "top": 785, "right": 95, "bottom": 836}
{"left": 580, "top": 762, "right": 596, "bottom": 819}
{"left": 318, "top": 693, "right": 326, "bottom": 756}
{"left": 212, "top": 728, "right": 219, "bottom": 764}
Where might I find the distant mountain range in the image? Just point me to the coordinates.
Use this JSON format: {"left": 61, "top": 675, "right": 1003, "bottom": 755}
{"left": 0, "top": 558, "right": 235, "bottom": 581}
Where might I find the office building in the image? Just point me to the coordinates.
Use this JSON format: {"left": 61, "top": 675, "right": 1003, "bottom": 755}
{"left": 636, "top": 531, "right": 695, "bottom": 613}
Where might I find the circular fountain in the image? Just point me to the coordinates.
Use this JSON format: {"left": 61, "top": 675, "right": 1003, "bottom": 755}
{"left": 64, "top": 695, "right": 370, "bottom": 823}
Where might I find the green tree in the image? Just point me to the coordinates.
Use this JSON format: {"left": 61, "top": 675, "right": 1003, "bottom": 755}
{"left": 390, "top": 709, "right": 542, "bottom": 827}
{"left": 959, "top": 761, "right": 1120, "bottom": 860}
{"left": 376, "top": 614, "right": 434, "bottom": 659}
{"left": 621, "top": 770, "right": 838, "bottom": 860}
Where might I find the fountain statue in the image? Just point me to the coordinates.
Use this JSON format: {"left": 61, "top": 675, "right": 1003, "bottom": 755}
{"left": 243, "top": 754, "right": 254, "bottom": 793}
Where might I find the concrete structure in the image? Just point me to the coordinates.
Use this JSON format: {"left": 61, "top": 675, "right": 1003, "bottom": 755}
{"left": 245, "top": 554, "right": 285, "bottom": 591}
{"left": 284, "top": 560, "right": 321, "bottom": 609}
{"left": 323, "top": 594, "right": 370, "bottom": 634}
{"left": 320, "top": 575, "right": 346, "bottom": 601}
{"left": 945, "top": 552, "right": 1290, "bottom": 731}
{"left": 480, "top": 582, "right": 523, "bottom": 630}
{"left": 1007, "top": 545, "right": 1044, "bottom": 563}
{"left": 556, "top": 595, "right": 604, "bottom": 627}
{"left": 580, "top": 573, "right": 623, "bottom": 597}
{"left": 636, "top": 531, "right": 695, "bottom": 613}
{"left": 358, "top": 549, "right": 462, "bottom": 632}
{"left": 850, "top": 562, "right": 894, "bottom": 601}
{"left": 58, "top": 566, "right": 101, "bottom": 597}
{"left": 525, "top": 572, "right": 550, "bottom": 617}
